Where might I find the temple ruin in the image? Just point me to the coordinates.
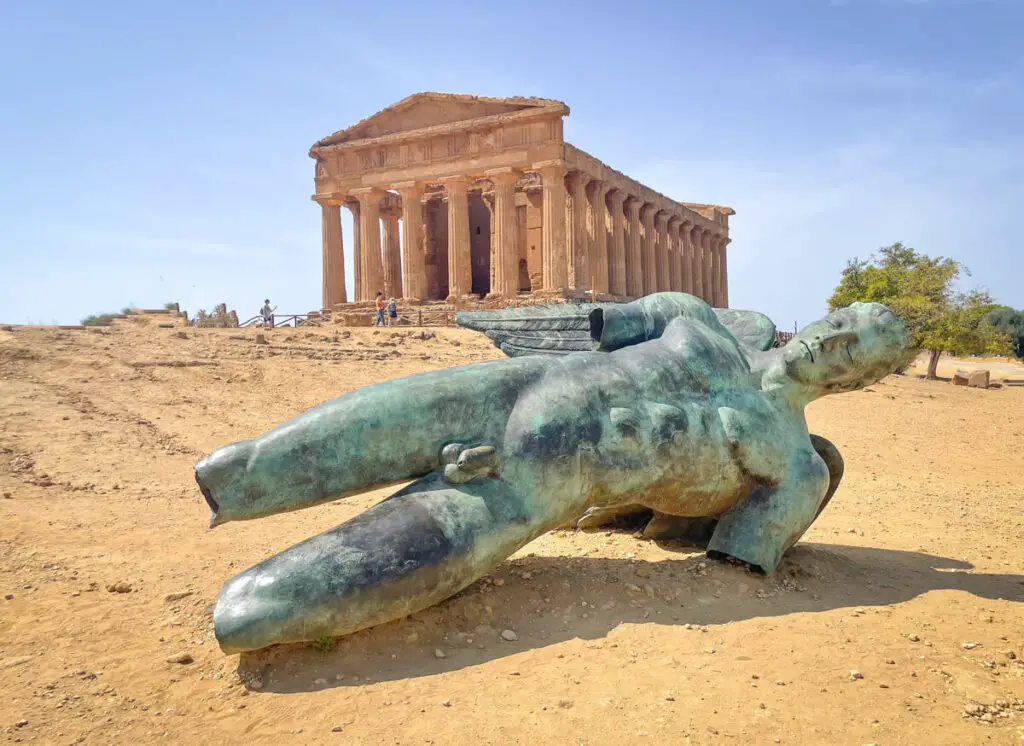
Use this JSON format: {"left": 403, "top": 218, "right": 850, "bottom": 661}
{"left": 310, "top": 93, "right": 734, "bottom": 311}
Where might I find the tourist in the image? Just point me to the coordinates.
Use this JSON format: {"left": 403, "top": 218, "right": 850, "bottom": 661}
{"left": 375, "top": 292, "right": 385, "bottom": 326}
{"left": 387, "top": 297, "right": 397, "bottom": 326}
{"left": 260, "top": 299, "right": 276, "bottom": 329}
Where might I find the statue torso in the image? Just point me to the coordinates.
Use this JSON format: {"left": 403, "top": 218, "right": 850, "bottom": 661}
{"left": 501, "top": 316, "right": 809, "bottom": 519}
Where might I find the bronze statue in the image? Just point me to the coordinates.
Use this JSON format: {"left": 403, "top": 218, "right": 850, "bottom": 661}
{"left": 194, "top": 292, "right": 909, "bottom": 653}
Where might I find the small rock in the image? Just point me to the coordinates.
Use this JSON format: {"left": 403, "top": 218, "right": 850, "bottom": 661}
{"left": 2, "top": 492, "right": 11, "bottom": 499}
{"left": 255, "top": 333, "right": 268, "bottom": 344}
{"left": 962, "top": 642, "right": 980, "bottom": 650}
{"left": 4, "top": 594, "right": 13, "bottom": 600}
{"left": 885, "top": 658, "right": 896, "bottom": 664}
{"left": 107, "top": 582, "right": 132, "bottom": 594}
{"left": 434, "top": 648, "right": 447, "bottom": 659}
{"left": 775, "top": 680, "right": 785, "bottom": 686}
{"left": 332, "top": 726, "right": 343, "bottom": 732}
{"left": 314, "top": 678, "right": 327, "bottom": 686}
{"left": 492, "top": 578, "right": 505, "bottom": 587}
{"left": 442, "top": 699, "right": 451, "bottom": 707}
{"left": 908, "top": 634, "right": 920, "bottom": 642}
{"left": 849, "top": 670, "right": 863, "bottom": 680}
{"left": 166, "top": 652, "right": 193, "bottom": 665}
{"left": 248, "top": 678, "right": 263, "bottom": 690}
{"left": 16, "top": 719, "right": 28, "bottom": 728}
{"left": 164, "top": 591, "right": 193, "bottom": 602}
{"left": 501, "top": 629, "right": 519, "bottom": 642}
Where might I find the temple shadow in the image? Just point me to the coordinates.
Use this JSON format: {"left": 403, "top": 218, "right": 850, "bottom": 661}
{"left": 238, "top": 543, "right": 1024, "bottom": 694}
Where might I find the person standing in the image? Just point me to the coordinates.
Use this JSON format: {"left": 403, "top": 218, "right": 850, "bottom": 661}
{"left": 386, "top": 297, "right": 397, "bottom": 326}
{"left": 375, "top": 292, "right": 385, "bottom": 326}
{"left": 260, "top": 299, "right": 276, "bottom": 329}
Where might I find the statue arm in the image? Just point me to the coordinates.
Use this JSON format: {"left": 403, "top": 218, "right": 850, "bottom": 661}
{"left": 706, "top": 448, "right": 830, "bottom": 574}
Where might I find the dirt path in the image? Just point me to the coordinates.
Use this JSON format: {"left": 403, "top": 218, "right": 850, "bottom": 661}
{"left": 2, "top": 320, "right": 1022, "bottom": 745}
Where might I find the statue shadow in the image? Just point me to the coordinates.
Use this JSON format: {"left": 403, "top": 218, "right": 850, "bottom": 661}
{"left": 238, "top": 542, "right": 1024, "bottom": 694}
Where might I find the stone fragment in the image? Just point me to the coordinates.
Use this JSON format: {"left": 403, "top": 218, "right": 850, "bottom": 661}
{"left": 107, "top": 582, "right": 132, "bottom": 594}
{"left": 166, "top": 652, "right": 194, "bottom": 664}
{"left": 501, "top": 629, "right": 519, "bottom": 642}
{"left": 849, "top": 670, "right": 863, "bottom": 680}
{"left": 433, "top": 648, "right": 446, "bottom": 659}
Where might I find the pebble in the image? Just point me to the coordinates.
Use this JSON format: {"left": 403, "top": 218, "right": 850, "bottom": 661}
{"left": 16, "top": 719, "right": 28, "bottom": 728}
{"left": 849, "top": 670, "right": 863, "bottom": 680}
{"left": 962, "top": 642, "right": 980, "bottom": 650}
{"left": 908, "top": 634, "right": 920, "bottom": 642}
{"left": 332, "top": 726, "right": 343, "bottom": 732}
{"left": 164, "top": 591, "right": 194, "bottom": 602}
{"left": 501, "top": 629, "right": 519, "bottom": 642}
{"left": 433, "top": 648, "right": 447, "bottom": 659}
{"left": 442, "top": 699, "right": 451, "bottom": 707}
{"left": 107, "top": 582, "right": 132, "bottom": 594}
{"left": 166, "top": 652, "right": 193, "bottom": 664}
{"left": 314, "top": 678, "right": 328, "bottom": 686}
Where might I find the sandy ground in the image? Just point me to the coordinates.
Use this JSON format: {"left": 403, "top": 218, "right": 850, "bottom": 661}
{"left": 1, "top": 317, "right": 1023, "bottom": 746}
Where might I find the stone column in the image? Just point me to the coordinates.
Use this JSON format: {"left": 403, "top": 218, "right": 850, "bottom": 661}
{"left": 667, "top": 217, "right": 681, "bottom": 292}
{"left": 320, "top": 201, "right": 346, "bottom": 308}
{"left": 344, "top": 201, "right": 362, "bottom": 302}
{"left": 566, "top": 171, "right": 590, "bottom": 293}
{"left": 381, "top": 212, "right": 402, "bottom": 300}
{"left": 485, "top": 168, "right": 521, "bottom": 302}
{"left": 395, "top": 182, "right": 425, "bottom": 301}
{"left": 606, "top": 190, "right": 627, "bottom": 296}
{"left": 587, "top": 180, "right": 610, "bottom": 295}
{"left": 535, "top": 160, "right": 568, "bottom": 292}
{"left": 440, "top": 176, "right": 472, "bottom": 302}
{"left": 352, "top": 188, "right": 384, "bottom": 301}
{"left": 654, "top": 211, "right": 670, "bottom": 292}
{"left": 625, "top": 197, "right": 643, "bottom": 298}
{"left": 678, "top": 220, "right": 692, "bottom": 294}
{"left": 710, "top": 236, "right": 722, "bottom": 307}
{"left": 639, "top": 203, "right": 657, "bottom": 296}
{"left": 689, "top": 225, "right": 704, "bottom": 300}
{"left": 702, "top": 230, "right": 714, "bottom": 305}
{"left": 721, "top": 237, "right": 731, "bottom": 308}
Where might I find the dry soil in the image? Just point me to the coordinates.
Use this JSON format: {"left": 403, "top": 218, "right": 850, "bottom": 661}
{"left": 1, "top": 318, "right": 1022, "bottom": 745}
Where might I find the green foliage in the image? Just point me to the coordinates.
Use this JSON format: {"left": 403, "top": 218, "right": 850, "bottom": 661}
{"left": 120, "top": 307, "right": 136, "bottom": 316}
{"left": 828, "top": 242, "right": 1012, "bottom": 365}
{"left": 192, "top": 303, "right": 239, "bottom": 328}
{"left": 984, "top": 306, "right": 1024, "bottom": 358}
{"left": 81, "top": 313, "right": 118, "bottom": 327}
{"left": 164, "top": 301, "right": 180, "bottom": 312}
{"left": 313, "top": 635, "right": 334, "bottom": 652}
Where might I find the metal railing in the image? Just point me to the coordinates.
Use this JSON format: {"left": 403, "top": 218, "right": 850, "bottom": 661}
{"left": 239, "top": 314, "right": 310, "bottom": 329}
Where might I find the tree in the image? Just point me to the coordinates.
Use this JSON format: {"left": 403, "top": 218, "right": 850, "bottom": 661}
{"left": 828, "top": 243, "right": 1011, "bottom": 379}
{"left": 984, "top": 306, "right": 1024, "bottom": 359}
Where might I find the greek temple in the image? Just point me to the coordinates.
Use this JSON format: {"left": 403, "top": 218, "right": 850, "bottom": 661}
{"left": 310, "top": 93, "right": 733, "bottom": 310}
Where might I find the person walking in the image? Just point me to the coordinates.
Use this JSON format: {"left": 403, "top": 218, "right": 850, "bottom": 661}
{"left": 375, "top": 292, "right": 385, "bottom": 326}
{"left": 386, "top": 297, "right": 397, "bottom": 326}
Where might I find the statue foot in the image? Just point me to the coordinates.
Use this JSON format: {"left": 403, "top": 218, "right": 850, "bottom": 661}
{"left": 441, "top": 443, "right": 500, "bottom": 484}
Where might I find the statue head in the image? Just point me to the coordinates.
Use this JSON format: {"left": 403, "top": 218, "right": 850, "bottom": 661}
{"left": 782, "top": 302, "right": 909, "bottom": 394}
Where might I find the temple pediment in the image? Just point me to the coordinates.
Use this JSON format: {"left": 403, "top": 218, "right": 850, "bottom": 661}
{"left": 314, "top": 92, "right": 567, "bottom": 147}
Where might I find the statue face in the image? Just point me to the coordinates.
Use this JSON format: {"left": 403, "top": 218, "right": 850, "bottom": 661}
{"left": 784, "top": 303, "right": 909, "bottom": 392}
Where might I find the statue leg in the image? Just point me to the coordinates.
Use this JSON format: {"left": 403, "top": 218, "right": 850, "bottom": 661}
{"left": 213, "top": 471, "right": 560, "bottom": 653}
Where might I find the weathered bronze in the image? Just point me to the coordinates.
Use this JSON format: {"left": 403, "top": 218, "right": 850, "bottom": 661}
{"left": 195, "top": 292, "right": 908, "bottom": 653}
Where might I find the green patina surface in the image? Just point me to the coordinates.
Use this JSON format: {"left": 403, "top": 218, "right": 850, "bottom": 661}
{"left": 195, "top": 292, "right": 909, "bottom": 653}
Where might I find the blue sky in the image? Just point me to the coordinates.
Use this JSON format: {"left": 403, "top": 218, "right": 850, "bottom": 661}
{"left": 1, "top": 0, "right": 1021, "bottom": 327}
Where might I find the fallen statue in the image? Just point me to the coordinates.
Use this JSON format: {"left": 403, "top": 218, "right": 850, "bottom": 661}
{"left": 195, "top": 292, "right": 909, "bottom": 653}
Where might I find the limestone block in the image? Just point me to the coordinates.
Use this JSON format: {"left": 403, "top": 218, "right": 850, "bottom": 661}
{"left": 968, "top": 369, "right": 990, "bottom": 389}
{"left": 952, "top": 369, "right": 970, "bottom": 386}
